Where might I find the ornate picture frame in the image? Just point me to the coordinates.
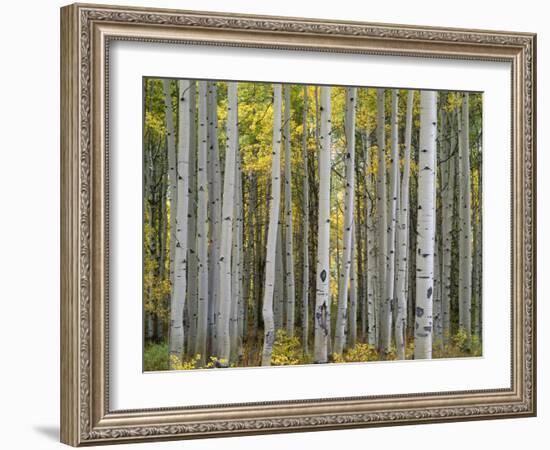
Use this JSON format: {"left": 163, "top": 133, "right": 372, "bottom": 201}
{"left": 60, "top": 3, "right": 536, "bottom": 446}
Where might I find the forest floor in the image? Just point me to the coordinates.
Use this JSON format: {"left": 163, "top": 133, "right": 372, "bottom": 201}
{"left": 144, "top": 329, "right": 482, "bottom": 371}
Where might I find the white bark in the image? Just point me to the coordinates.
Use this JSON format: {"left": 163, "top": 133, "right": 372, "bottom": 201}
{"left": 194, "top": 81, "right": 209, "bottom": 365}
{"left": 414, "top": 90, "right": 437, "bottom": 360}
{"left": 441, "top": 109, "right": 454, "bottom": 343}
{"left": 395, "top": 90, "right": 414, "bottom": 359}
{"left": 261, "top": 84, "right": 282, "bottom": 366}
{"left": 208, "top": 82, "right": 222, "bottom": 354}
{"left": 230, "top": 147, "right": 243, "bottom": 363}
{"left": 381, "top": 89, "right": 399, "bottom": 354}
{"left": 162, "top": 80, "right": 178, "bottom": 288}
{"left": 186, "top": 82, "right": 198, "bottom": 357}
{"left": 375, "top": 89, "right": 387, "bottom": 352}
{"left": 274, "top": 226, "right": 284, "bottom": 330}
{"left": 334, "top": 87, "right": 356, "bottom": 355}
{"left": 313, "top": 86, "right": 332, "bottom": 364}
{"left": 365, "top": 131, "right": 377, "bottom": 346}
{"left": 283, "top": 85, "right": 296, "bottom": 336}
{"left": 458, "top": 93, "right": 473, "bottom": 340}
{"left": 301, "top": 86, "right": 310, "bottom": 354}
{"left": 349, "top": 226, "right": 358, "bottom": 348}
{"left": 217, "top": 82, "right": 238, "bottom": 363}
{"left": 169, "top": 79, "right": 192, "bottom": 364}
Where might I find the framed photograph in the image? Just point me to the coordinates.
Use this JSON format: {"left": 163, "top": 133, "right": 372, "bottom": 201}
{"left": 60, "top": 3, "right": 536, "bottom": 446}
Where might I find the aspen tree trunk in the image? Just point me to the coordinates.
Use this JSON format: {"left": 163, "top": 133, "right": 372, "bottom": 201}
{"left": 355, "top": 168, "right": 365, "bottom": 342}
{"left": 334, "top": 87, "right": 356, "bottom": 355}
{"left": 395, "top": 90, "right": 414, "bottom": 360}
{"left": 208, "top": 83, "right": 222, "bottom": 355}
{"left": 375, "top": 89, "right": 387, "bottom": 352}
{"left": 473, "top": 200, "right": 482, "bottom": 338}
{"left": 195, "top": 81, "right": 209, "bottom": 365}
{"left": 361, "top": 130, "right": 376, "bottom": 346}
{"left": 274, "top": 227, "right": 284, "bottom": 330}
{"left": 186, "top": 82, "right": 198, "bottom": 357}
{"left": 162, "top": 80, "right": 178, "bottom": 289}
{"left": 349, "top": 227, "right": 358, "bottom": 348}
{"left": 313, "top": 86, "right": 332, "bottom": 364}
{"left": 234, "top": 157, "right": 245, "bottom": 360}
{"left": 283, "top": 85, "right": 296, "bottom": 337}
{"left": 301, "top": 86, "right": 310, "bottom": 354}
{"left": 366, "top": 166, "right": 377, "bottom": 346}
{"left": 381, "top": 89, "right": 399, "bottom": 354}
{"left": 458, "top": 93, "right": 473, "bottom": 342}
{"left": 434, "top": 232, "right": 443, "bottom": 345}
{"left": 157, "top": 160, "right": 168, "bottom": 342}
{"left": 441, "top": 110, "right": 454, "bottom": 343}
{"left": 433, "top": 113, "right": 441, "bottom": 347}
{"left": 261, "top": 84, "right": 282, "bottom": 366}
{"left": 168, "top": 79, "right": 192, "bottom": 365}
{"left": 229, "top": 147, "right": 242, "bottom": 362}
{"left": 217, "top": 82, "right": 238, "bottom": 363}
{"left": 251, "top": 173, "right": 261, "bottom": 338}
{"left": 241, "top": 172, "right": 252, "bottom": 343}
{"left": 414, "top": 90, "right": 437, "bottom": 360}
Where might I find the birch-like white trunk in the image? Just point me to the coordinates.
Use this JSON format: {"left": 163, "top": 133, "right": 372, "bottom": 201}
{"left": 217, "top": 82, "right": 238, "bottom": 364}
{"left": 381, "top": 89, "right": 399, "bottom": 354}
{"left": 458, "top": 93, "right": 473, "bottom": 341}
{"left": 208, "top": 82, "right": 222, "bottom": 355}
{"left": 334, "top": 87, "right": 356, "bottom": 355}
{"left": 274, "top": 226, "right": 284, "bottom": 330}
{"left": 283, "top": 85, "right": 296, "bottom": 337}
{"left": 168, "top": 79, "right": 192, "bottom": 364}
{"left": 375, "top": 89, "right": 387, "bottom": 352}
{"left": 414, "top": 90, "right": 437, "bottom": 360}
{"left": 349, "top": 227, "right": 358, "bottom": 348}
{"left": 301, "top": 86, "right": 310, "bottom": 353}
{"left": 441, "top": 109, "right": 454, "bottom": 343}
{"left": 186, "top": 82, "right": 198, "bottom": 357}
{"left": 194, "top": 81, "right": 209, "bottom": 365}
{"left": 365, "top": 131, "right": 377, "bottom": 346}
{"left": 163, "top": 80, "right": 178, "bottom": 289}
{"left": 395, "top": 90, "right": 414, "bottom": 359}
{"left": 230, "top": 150, "right": 243, "bottom": 363}
{"left": 313, "top": 86, "right": 332, "bottom": 364}
{"left": 261, "top": 84, "right": 282, "bottom": 366}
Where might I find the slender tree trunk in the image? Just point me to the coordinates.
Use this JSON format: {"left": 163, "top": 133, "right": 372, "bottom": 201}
{"left": 163, "top": 80, "right": 178, "bottom": 291}
{"left": 168, "top": 80, "right": 192, "bottom": 365}
{"left": 208, "top": 82, "right": 222, "bottom": 355}
{"left": 349, "top": 226, "right": 358, "bottom": 348}
{"left": 334, "top": 87, "right": 356, "bottom": 355}
{"left": 217, "top": 82, "right": 238, "bottom": 363}
{"left": 251, "top": 173, "right": 261, "bottom": 338}
{"left": 194, "top": 81, "right": 209, "bottom": 365}
{"left": 230, "top": 153, "right": 243, "bottom": 364}
{"left": 186, "top": 82, "right": 198, "bottom": 357}
{"left": 274, "top": 226, "right": 284, "bottom": 330}
{"left": 261, "top": 84, "right": 283, "bottom": 366}
{"left": 441, "top": 109, "right": 454, "bottom": 344}
{"left": 361, "top": 130, "right": 376, "bottom": 346}
{"left": 283, "top": 85, "right": 296, "bottom": 337}
{"left": 313, "top": 86, "right": 332, "bottom": 364}
{"left": 414, "top": 90, "right": 437, "bottom": 360}
{"left": 375, "top": 89, "right": 387, "bottom": 353}
{"left": 458, "top": 93, "right": 473, "bottom": 344}
{"left": 301, "top": 86, "right": 310, "bottom": 354}
{"left": 381, "top": 89, "right": 399, "bottom": 354}
{"left": 395, "top": 90, "right": 414, "bottom": 359}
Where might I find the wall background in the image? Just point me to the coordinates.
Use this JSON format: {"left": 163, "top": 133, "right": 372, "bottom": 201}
{"left": 0, "top": 1, "right": 545, "bottom": 448}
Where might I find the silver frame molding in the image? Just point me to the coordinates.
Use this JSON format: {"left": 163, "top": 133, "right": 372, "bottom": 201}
{"left": 61, "top": 3, "right": 536, "bottom": 446}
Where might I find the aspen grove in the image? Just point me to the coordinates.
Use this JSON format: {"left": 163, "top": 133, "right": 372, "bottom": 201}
{"left": 143, "top": 79, "right": 483, "bottom": 370}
